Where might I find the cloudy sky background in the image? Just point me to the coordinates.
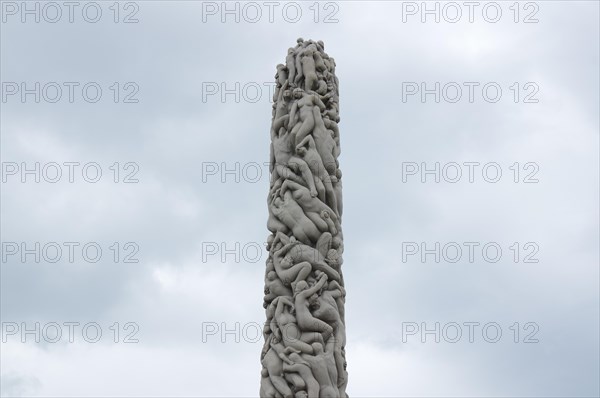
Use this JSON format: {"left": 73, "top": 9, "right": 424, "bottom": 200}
{"left": 1, "top": 1, "right": 599, "bottom": 396}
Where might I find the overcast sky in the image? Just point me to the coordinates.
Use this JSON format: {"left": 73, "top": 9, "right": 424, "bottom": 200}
{"left": 1, "top": 1, "right": 599, "bottom": 397}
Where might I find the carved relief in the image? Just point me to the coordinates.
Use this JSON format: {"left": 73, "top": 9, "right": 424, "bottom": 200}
{"left": 261, "top": 39, "right": 347, "bottom": 398}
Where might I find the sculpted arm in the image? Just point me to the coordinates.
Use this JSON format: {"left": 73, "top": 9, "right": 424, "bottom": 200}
{"left": 275, "top": 230, "right": 291, "bottom": 246}
{"left": 321, "top": 211, "right": 337, "bottom": 235}
{"left": 269, "top": 298, "right": 280, "bottom": 337}
{"left": 295, "top": 52, "right": 303, "bottom": 83}
{"left": 288, "top": 102, "right": 298, "bottom": 129}
{"left": 328, "top": 280, "right": 345, "bottom": 298}
{"left": 314, "top": 95, "right": 326, "bottom": 111}
{"left": 280, "top": 179, "right": 306, "bottom": 196}
{"left": 296, "top": 134, "right": 316, "bottom": 152}
{"left": 287, "top": 157, "right": 317, "bottom": 197}
{"left": 302, "top": 273, "right": 328, "bottom": 298}
{"left": 279, "top": 80, "right": 289, "bottom": 99}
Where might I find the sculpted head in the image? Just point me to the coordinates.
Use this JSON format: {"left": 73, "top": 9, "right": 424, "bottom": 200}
{"left": 295, "top": 391, "right": 308, "bottom": 398}
{"left": 332, "top": 237, "right": 343, "bottom": 250}
{"left": 293, "top": 88, "right": 303, "bottom": 99}
{"left": 267, "top": 271, "right": 277, "bottom": 281}
{"left": 281, "top": 256, "right": 293, "bottom": 267}
{"left": 294, "top": 280, "right": 308, "bottom": 293}
{"left": 266, "top": 258, "right": 275, "bottom": 273}
{"left": 296, "top": 147, "right": 307, "bottom": 157}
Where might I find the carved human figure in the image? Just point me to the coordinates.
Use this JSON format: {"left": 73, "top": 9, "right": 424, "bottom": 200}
{"left": 276, "top": 64, "right": 288, "bottom": 87}
{"left": 260, "top": 367, "right": 282, "bottom": 398}
{"left": 316, "top": 78, "right": 329, "bottom": 96}
{"left": 322, "top": 114, "right": 340, "bottom": 157}
{"left": 295, "top": 135, "right": 338, "bottom": 214}
{"left": 285, "top": 48, "right": 297, "bottom": 84}
{"left": 264, "top": 269, "right": 293, "bottom": 303}
{"left": 267, "top": 204, "right": 289, "bottom": 235}
{"left": 271, "top": 190, "right": 322, "bottom": 245}
{"left": 310, "top": 108, "right": 338, "bottom": 176}
{"left": 281, "top": 353, "right": 320, "bottom": 398}
{"left": 276, "top": 234, "right": 340, "bottom": 282}
{"left": 262, "top": 335, "right": 294, "bottom": 398}
{"left": 273, "top": 64, "right": 289, "bottom": 103}
{"left": 281, "top": 343, "right": 338, "bottom": 398}
{"left": 296, "top": 48, "right": 318, "bottom": 91}
{"left": 294, "top": 42, "right": 315, "bottom": 82}
{"left": 284, "top": 373, "right": 306, "bottom": 397}
{"left": 300, "top": 343, "right": 339, "bottom": 398}
{"left": 329, "top": 57, "right": 338, "bottom": 86}
{"left": 288, "top": 88, "right": 326, "bottom": 148}
{"left": 271, "top": 127, "right": 317, "bottom": 196}
{"left": 331, "top": 169, "right": 343, "bottom": 218}
{"left": 310, "top": 279, "right": 347, "bottom": 389}
{"left": 280, "top": 180, "right": 339, "bottom": 235}
{"left": 273, "top": 245, "right": 311, "bottom": 290}
{"left": 273, "top": 230, "right": 331, "bottom": 257}
{"left": 285, "top": 157, "right": 318, "bottom": 197}
{"left": 293, "top": 273, "right": 333, "bottom": 341}
{"left": 270, "top": 296, "right": 323, "bottom": 354}
{"left": 270, "top": 81, "right": 292, "bottom": 141}
{"left": 314, "top": 50, "right": 327, "bottom": 73}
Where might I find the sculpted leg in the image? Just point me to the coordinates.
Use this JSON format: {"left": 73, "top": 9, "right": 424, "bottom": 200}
{"left": 282, "top": 363, "right": 319, "bottom": 398}
{"left": 316, "top": 232, "right": 332, "bottom": 257}
{"left": 287, "top": 157, "right": 317, "bottom": 197}
{"left": 284, "top": 373, "right": 306, "bottom": 392}
{"left": 262, "top": 349, "right": 294, "bottom": 398}
{"left": 261, "top": 368, "right": 283, "bottom": 398}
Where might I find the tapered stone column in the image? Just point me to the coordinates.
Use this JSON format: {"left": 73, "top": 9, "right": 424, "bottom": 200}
{"left": 261, "top": 39, "right": 347, "bottom": 398}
